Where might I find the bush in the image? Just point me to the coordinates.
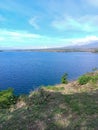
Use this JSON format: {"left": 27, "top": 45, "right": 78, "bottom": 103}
{"left": 91, "top": 74, "right": 98, "bottom": 83}
{"left": 78, "top": 75, "right": 92, "bottom": 85}
{"left": 61, "top": 73, "right": 68, "bottom": 84}
{"left": 0, "top": 88, "right": 17, "bottom": 109}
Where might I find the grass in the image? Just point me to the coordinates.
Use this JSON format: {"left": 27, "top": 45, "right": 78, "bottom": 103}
{"left": 0, "top": 72, "right": 98, "bottom": 129}
{"left": 64, "top": 92, "right": 98, "bottom": 115}
{"left": 46, "top": 86, "right": 65, "bottom": 91}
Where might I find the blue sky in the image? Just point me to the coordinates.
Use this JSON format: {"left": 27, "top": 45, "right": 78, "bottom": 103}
{"left": 0, "top": 0, "right": 98, "bottom": 49}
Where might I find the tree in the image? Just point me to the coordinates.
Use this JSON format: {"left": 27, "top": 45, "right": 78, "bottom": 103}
{"left": 61, "top": 73, "right": 68, "bottom": 84}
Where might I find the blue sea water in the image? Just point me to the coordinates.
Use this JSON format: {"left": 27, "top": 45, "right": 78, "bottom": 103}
{"left": 0, "top": 51, "right": 98, "bottom": 94}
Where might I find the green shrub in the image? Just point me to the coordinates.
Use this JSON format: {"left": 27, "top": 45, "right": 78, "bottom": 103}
{"left": 61, "top": 73, "right": 68, "bottom": 84}
{"left": 78, "top": 75, "right": 92, "bottom": 85}
{"left": 0, "top": 88, "right": 17, "bottom": 109}
{"left": 91, "top": 74, "right": 98, "bottom": 83}
{"left": 78, "top": 73, "right": 98, "bottom": 85}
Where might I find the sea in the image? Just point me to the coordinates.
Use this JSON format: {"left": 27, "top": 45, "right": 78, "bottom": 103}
{"left": 0, "top": 51, "right": 98, "bottom": 94}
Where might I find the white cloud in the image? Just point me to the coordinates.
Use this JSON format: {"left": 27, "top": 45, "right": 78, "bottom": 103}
{"left": 0, "top": 29, "right": 41, "bottom": 40}
{"left": 0, "top": 29, "right": 67, "bottom": 48}
{"left": 0, "top": 29, "right": 98, "bottom": 49}
{"left": 51, "top": 16, "right": 80, "bottom": 31}
{"left": 60, "top": 36, "right": 98, "bottom": 46}
{"left": 72, "top": 36, "right": 98, "bottom": 45}
{"left": 0, "top": 29, "right": 47, "bottom": 49}
{"left": 29, "top": 17, "right": 39, "bottom": 29}
{"left": 0, "top": 29, "right": 45, "bottom": 49}
{"left": 51, "top": 15, "right": 98, "bottom": 32}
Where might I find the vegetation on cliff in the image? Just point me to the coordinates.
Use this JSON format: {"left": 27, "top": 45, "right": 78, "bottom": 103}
{"left": 0, "top": 88, "right": 17, "bottom": 109}
{"left": 0, "top": 71, "right": 98, "bottom": 129}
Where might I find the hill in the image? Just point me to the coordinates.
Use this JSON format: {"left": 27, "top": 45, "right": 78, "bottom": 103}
{"left": 0, "top": 71, "right": 98, "bottom": 129}
{"left": 1, "top": 42, "right": 98, "bottom": 53}
{"left": 77, "top": 42, "right": 98, "bottom": 49}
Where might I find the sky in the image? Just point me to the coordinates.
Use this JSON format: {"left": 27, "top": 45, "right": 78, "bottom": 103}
{"left": 0, "top": 0, "right": 98, "bottom": 49}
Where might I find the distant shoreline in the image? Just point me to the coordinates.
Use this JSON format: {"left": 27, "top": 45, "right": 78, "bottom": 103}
{"left": 0, "top": 48, "right": 98, "bottom": 53}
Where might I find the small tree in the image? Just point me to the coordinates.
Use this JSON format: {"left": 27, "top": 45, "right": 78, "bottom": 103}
{"left": 61, "top": 73, "right": 68, "bottom": 84}
{"left": 78, "top": 75, "right": 91, "bottom": 85}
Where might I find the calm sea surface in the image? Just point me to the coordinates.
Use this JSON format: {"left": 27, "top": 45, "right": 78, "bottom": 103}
{"left": 0, "top": 51, "right": 98, "bottom": 94}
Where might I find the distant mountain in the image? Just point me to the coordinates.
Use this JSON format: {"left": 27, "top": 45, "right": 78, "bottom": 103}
{"left": 53, "top": 41, "right": 98, "bottom": 52}
{"left": 77, "top": 42, "right": 98, "bottom": 48}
